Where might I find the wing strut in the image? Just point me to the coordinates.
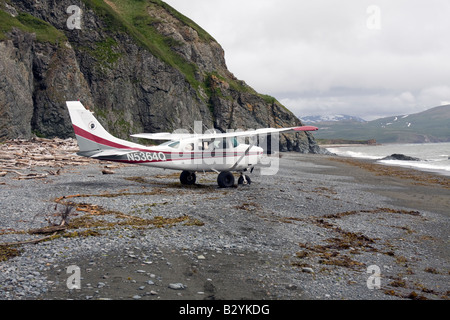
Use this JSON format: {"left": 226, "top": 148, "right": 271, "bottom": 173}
{"left": 230, "top": 143, "right": 254, "bottom": 171}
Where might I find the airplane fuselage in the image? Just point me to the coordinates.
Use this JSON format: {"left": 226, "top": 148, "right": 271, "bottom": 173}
{"left": 81, "top": 140, "right": 263, "bottom": 173}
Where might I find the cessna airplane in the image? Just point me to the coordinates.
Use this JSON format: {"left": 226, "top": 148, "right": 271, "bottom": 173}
{"left": 66, "top": 101, "right": 318, "bottom": 188}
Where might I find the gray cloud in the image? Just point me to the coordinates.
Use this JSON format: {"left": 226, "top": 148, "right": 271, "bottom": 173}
{"left": 164, "top": 0, "right": 450, "bottom": 119}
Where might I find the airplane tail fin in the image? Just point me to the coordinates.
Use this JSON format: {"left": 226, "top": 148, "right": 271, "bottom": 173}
{"left": 66, "top": 101, "right": 137, "bottom": 156}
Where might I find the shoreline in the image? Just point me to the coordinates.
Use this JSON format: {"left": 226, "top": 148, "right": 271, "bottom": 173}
{"left": 306, "top": 154, "right": 449, "bottom": 217}
{"left": 0, "top": 150, "right": 449, "bottom": 301}
{"left": 321, "top": 142, "right": 450, "bottom": 178}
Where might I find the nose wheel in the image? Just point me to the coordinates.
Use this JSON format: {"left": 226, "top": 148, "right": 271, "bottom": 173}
{"left": 238, "top": 174, "right": 251, "bottom": 186}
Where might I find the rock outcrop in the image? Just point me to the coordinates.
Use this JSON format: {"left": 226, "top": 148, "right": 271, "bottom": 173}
{"left": 0, "top": 0, "right": 319, "bottom": 153}
{"left": 381, "top": 154, "right": 420, "bottom": 161}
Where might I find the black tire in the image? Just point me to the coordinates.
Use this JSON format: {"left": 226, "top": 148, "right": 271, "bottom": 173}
{"left": 217, "top": 171, "right": 235, "bottom": 188}
{"left": 238, "top": 175, "right": 251, "bottom": 185}
{"left": 180, "top": 171, "right": 196, "bottom": 185}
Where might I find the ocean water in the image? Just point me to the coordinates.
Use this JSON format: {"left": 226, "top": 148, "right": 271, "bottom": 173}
{"left": 325, "top": 142, "right": 450, "bottom": 176}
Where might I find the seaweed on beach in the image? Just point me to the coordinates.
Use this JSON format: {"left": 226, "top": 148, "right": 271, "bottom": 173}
{"left": 53, "top": 188, "right": 170, "bottom": 201}
{"left": 55, "top": 198, "right": 197, "bottom": 230}
{"left": 293, "top": 207, "right": 423, "bottom": 272}
{"left": 291, "top": 205, "right": 450, "bottom": 300}
{"left": 0, "top": 245, "right": 22, "bottom": 262}
{"left": 332, "top": 157, "right": 450, "bottom": 188}
{"left": 296, "top": 241, "right": 366, "bottom": 271}
{"left": 323, "top": 207, "right": 421, "bottom": 219}
{"left": 0, "top": 189, "right": 205, "bottom": 258}
{"left": 295, "top": 215, "right": 376, "bottom": 271}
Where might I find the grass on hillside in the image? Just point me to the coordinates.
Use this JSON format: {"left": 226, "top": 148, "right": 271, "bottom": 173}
{"left": 82, "top": 0, "right": 208, "bottom": 90}
{"left": 0, "top": 10, "right": 67, "bottom": 44}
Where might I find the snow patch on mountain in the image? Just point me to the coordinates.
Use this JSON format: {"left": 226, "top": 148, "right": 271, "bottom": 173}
{"left": 301, "top": 114, "right": 367, "bottom": 123}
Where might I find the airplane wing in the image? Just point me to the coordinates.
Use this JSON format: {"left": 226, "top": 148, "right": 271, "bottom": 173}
{"left": 131, "top": 133, "right": 196, "bottom": 140}
{"left": 131, "top": 126, "right": 318, "bottom": 141}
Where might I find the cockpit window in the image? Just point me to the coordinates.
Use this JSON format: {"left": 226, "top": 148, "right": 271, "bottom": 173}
{"left": 169, "top": 141, "right": 180, "bottom": 149}
{"left": 159, "top": 141, "right": 180, "bottom": 149}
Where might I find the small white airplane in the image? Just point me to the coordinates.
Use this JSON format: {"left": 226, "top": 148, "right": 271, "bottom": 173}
{"left": 66, "top": 101, "right": 318, "bottom": 188}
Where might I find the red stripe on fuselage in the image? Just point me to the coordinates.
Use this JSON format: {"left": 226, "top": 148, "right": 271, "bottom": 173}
{"left": 73, "top": 124, "right": 158, "bottom": 153}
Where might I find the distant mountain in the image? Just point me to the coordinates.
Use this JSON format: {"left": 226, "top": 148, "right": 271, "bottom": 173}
{"left": 301, "top": 114, "right": 367, "bottom": 123}
{"left": 307, "top": 105, "right": 450, "bottom": 143}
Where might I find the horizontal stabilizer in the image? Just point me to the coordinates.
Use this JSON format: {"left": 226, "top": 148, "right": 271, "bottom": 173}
{"left": 89, "top": 149, "right": 134, "bottom": 158}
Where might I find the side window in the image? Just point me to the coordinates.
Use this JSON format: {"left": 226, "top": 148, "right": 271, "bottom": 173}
{"left": 210, "top": 138, "right": 238, "bottom": 150}
{"left": 232, "top": 137, "right": 239, "bottom": 148}
{"left": 200, "top": 141, "right": 210, "bottom": 150}
{"left": 213, "top": 139, "right": 226, "bottom": 150}
{"left": 184, "top": 143, "right": 194, "bottom": 151}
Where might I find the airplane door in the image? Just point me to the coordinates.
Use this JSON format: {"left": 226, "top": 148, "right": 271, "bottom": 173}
{"left": 177, "top": 140, "right": 197, "bottom": 171}
{"left": 200, "top": 137, "right": 236, "bottom": 171}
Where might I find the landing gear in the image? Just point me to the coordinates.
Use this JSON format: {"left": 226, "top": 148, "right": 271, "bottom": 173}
{"left": 238, "top": 174, "right": 251, "bottom": 186}
{"left": 180, "top": 171, "right": 196, "bottom": 185}
{"left": 217, "top": 171, "right": 235, "bottom": 188}
{"left": 180, "top": 170, "right": 251, "bottom": 188}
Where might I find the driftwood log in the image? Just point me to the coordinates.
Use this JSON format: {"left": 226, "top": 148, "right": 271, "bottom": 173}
{"left": 28, "top": 225, "right": 68, "bottom": 235}
{"left": 0, "top": 138, "right": 123, "bottom": 178}
{"left": 0, "top": 233, "right": 59, "bottom": 247}
{"left": 0, "top": 138, "right": 93, "bottom": 172}
{"left": 0, "top": 224, "right": 68, "bottom": 247}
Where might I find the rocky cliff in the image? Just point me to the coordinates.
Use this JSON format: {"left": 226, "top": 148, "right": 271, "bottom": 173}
{"left": 0, "top": 0, "right": 319, "bottom": 153}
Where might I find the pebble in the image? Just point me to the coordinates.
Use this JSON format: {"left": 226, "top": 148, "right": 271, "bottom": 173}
{"left": 169, "top": 283, "right": 186, "bottom": 290}
{"left": 302, "top": 267, "right": 314, "bottom": 274}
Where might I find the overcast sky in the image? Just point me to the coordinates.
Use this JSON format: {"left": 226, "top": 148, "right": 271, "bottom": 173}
{"left": 164, "top": 0, "right": 450, "bottom": 120}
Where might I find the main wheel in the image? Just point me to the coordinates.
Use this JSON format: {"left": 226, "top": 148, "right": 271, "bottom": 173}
{"left": 180, "top": 171, "right": 196, "bottom": 185}
{"left": 238, "top": 175, "right": 251, "bottom": 185}
{"left": 217, "top": 171, "right": 235, "bottom": 188}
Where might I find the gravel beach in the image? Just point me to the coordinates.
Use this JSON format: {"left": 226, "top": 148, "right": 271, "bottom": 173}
{"left": 0, "top": 148, "right": 449, "bottom": 301}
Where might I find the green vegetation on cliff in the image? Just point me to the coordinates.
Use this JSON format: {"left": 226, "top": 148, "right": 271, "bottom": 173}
{"left": 0, "top": 10, "right": 67, "bottom": 44}
{"left": 82, "top": 0, "right": 212, "bottom": 89}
